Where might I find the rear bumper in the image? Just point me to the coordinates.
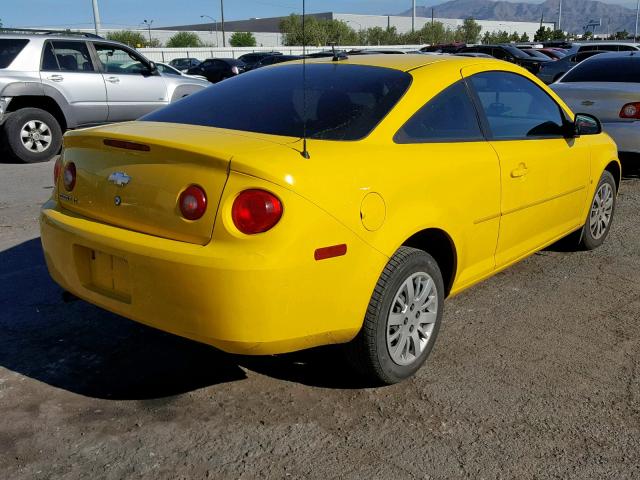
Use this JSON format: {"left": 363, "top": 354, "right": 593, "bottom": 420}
{"left": 603, "top": 121, "right": 640, "bottom": 154}
{"left": 40, "top": 196, "right": 386, "bottom": 355}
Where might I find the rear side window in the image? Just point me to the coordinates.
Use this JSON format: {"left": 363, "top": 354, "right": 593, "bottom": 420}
{"left": 561, "top": 56, "right": 640, "bottom": 83}
{"left": 143, "top": 64, "right": 412, "bottom": 141}
{"left": 42, "top": 41, "right": 94, "bottom": 72}
{"left": 395, "top": 80, "right": 483, "bottom": 143}
{"left": 0, "top": 39, "right": 29, "bottom": 69}
{"left": 469, "top": 71, "right": 565, "bottom": 140}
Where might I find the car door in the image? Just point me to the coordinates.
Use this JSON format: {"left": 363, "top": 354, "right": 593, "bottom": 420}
{"left": 394, "top": 78, "right": 501, "bottom": 287}
{"left": 40, "top": 40, "right": 108, "bottom": 126}
{"left": 464, "top": 68, "right": 591, "bottom": 267}
{"left": 91, "top": 42, "right": 167, "bottom": 122}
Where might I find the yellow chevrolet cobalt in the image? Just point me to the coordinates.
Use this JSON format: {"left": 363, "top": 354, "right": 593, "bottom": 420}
{"left": 40, "top": 55, "right": 620, "bottom": 384}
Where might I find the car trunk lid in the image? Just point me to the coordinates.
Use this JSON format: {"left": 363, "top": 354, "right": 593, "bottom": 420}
{"left": 59, "top": 121, "right": 293, "bottom": 245}
{"left": 552, "top": 82, "right": 640, "bottom": 122}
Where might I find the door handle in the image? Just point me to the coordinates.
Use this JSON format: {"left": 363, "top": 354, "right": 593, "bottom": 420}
{"left": 511, "top": 163, "right": 529, "bottom": 178}
{"left": 105, "top": 77, "right": 120, "bottom": 84}
{"left": 47, "top": 75, "right": 64, "bottom": 82}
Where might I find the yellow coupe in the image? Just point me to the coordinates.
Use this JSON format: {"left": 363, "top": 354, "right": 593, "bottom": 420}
{"left": 40, "top": 55, "right": 620, "bottom": 384}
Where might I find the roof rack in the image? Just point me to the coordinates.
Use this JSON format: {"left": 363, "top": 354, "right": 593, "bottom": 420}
{"left": 0, "top": 27, "right": 103, "bottom": 39}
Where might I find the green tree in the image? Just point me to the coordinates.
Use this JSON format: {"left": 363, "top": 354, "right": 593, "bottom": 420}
{"left": 611, "top": 30, "right": 629, "bottom": 40}
{"left": 583, "top": 31, "right": 594, "bottom": 39}
{"left": 229, "top": 31, "right": 257, "bottom": 47}
{"left": 166, "top": 31, "right": 202, "bottom": 48}
{"left": 519, "top": 32, "right": 530, "bottom": 42}
{"left": 106, "top": 30, "right": 149, "bottom": 48}
{"left": 534, "top": 26, "right": 553, "bottom": 42}
{"left": 458, "top": 18, "right": 482, "bottom": 43}
{"left": 421, "top": 21, "right": 449, "bottom": 45}
{"left": 551, "top": 29, "right": 566, "bottom": 40}
{"left": 280, "top": 15, "right": 359, "bottom": 46}
{"left": 509, "top": 31, "right": 521, "bottom": 43}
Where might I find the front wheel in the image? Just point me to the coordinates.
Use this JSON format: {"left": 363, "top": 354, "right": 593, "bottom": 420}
{"left": 345, "top": 247, "right": 444, "bottom": 385}
{"left": 580, "top": 171, "right": 617, "bottom": 250}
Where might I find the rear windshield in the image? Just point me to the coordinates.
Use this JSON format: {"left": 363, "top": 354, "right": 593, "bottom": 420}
{"left": 0, "top": 39, "right": 29, "bottom": 68}
{"left": 142, "top": 63, "right": 412, "bottom": 141}
{"left": 562, "top": 56, "right": 640, "bottom": 83}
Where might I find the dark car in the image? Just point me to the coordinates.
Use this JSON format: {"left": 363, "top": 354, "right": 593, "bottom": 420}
{"left": 537, "top": 50, "right": 608, "bottom": 84}
{"left": 421, "top": 43, "right": 466, "bottom": 53}
{"left": 251, "top": 54, "right": 303, "bottom": 70}
{"left": 519, "top": 48, "right": 554, "bottom": 60}
{"left": 237, "top": 51, "right": 282, "bottom": 69}
{"left": 536, "top": 48, "right": 566, "bottom": 60}
{"left": 459, "top": 44, "right": 552, "bottom": 74}
{"left": 187, "top": 58, "right": 246, "bottom": 83}
{"left": 169, "top": 57, "right": 201, "bottom": 71}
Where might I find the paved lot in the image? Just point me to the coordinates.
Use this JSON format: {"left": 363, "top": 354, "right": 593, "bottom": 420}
{"left": 1, "top": 157, "right": 639, "bottom": 479}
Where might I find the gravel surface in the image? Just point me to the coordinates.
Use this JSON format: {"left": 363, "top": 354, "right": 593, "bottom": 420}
{"left": 1, "top": 157, "right": 639, "bottom": 479}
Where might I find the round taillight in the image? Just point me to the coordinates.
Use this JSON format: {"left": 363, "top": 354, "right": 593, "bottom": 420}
{"left": 621, "top": 103, "right": 639, "bottom": 119}
{"left": 53, "top": 157, "right": 62, "bottom": 185}
{"left": 232, "top": 189, "right": 283, "bottom": 234}
{"left": 63, "top": 162, "right": 76, "bottom": 191}
{"left": 179, "top": 185, "right": 207, "bottom": 220}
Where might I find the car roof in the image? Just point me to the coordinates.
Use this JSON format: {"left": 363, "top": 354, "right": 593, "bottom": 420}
{"left": 298, "top": 53, "right": 500, "bottom": 72}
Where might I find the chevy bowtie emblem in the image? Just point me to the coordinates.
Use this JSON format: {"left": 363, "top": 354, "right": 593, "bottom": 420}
{"left": 108, "top": 171, "right": 131, "bottom": 187}
{"left": 581, "top": 100, "right": 595, "bottom": 106}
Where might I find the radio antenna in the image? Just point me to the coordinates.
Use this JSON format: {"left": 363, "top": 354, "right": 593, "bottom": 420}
{"left": 300, "top": 0, "right": 310, "bottom": 159}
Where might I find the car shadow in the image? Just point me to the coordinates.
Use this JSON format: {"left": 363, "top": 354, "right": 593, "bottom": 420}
{"left": 0, "top": 238, "right": 369, "bottom": 400}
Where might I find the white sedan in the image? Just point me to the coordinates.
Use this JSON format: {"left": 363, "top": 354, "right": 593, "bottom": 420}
{"left": 551, "top": 52, "right": 640, "bottom": 157}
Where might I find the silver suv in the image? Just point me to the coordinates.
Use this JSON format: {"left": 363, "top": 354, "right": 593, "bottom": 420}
{"left": 0, "top": 31, "right": 210, "bottom": 163}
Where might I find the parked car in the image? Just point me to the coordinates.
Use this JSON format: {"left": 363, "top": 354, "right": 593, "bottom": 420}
{"left": 156, "top": 62, "right": 209, "bottom": 82}
{"left": 186, "top": 58, "right": 246, "bottom": 83}
{"left": 565, "top": 41, "right": 640, "bottom": 56}
{"left": 519, "top": 48, "right": 554, "bottom": 61}
{"left": 536, "top": 48, "right": 566, "bottom": 60}
{"left": 551, "top": 52, "right": 640, "bottom": 158}
{"left": 458, "top": 44, "right": 552, "bottom": 74}
{"left": 537, "top": 50, "right": 607, "bottom": 84}
{"left": 0, "top": 31, "right": 209, "bottom": 163}
{"left": 421, "top": 43, "right": 466, "bottom": 53}
{"left": 237, "top": 51, "right": 282, "bottom": 70}
{"left": 454, "top": 52, "right": 493, "bottom": 58}
{"left": 168, "top": 57, "right": 201, "bottom": 72}
{"left": 249, "top": 54, "right": 303, "bottom": 70}
{"left": 41, "top": 55, "right": 620, "bottom": 385}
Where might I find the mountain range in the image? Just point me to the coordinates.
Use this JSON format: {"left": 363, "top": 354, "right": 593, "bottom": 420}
{"left": 399, "top": 0, "right": 638, "bottom": 34}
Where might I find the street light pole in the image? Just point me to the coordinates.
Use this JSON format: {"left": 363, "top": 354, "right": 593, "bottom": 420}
{"left": 635, "top": 0, "right": 639, "bottom": 41}
{"left": 220, "top": 0, "right": 226, "bottom": 47}
{"left": 91, "top": 0, "right": 101, "bottom": 36}
{"left": 412, "top": 0, "right": 416, "bottom": 33}
{"left": 143, "top": 19, "right": 153, "bottom": 44}
{"left": 200, "top": 15, "right": 218, "bottom": 47}
{"left": 558, "top": 0, "right": 562, "bottom": 32}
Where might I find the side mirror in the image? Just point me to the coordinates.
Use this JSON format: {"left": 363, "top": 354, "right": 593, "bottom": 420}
{"left": 574, "top": 113, "right": 602, "bottom": 136}
{"left": 148, "top": 61, "right": 157, "bottom": 72}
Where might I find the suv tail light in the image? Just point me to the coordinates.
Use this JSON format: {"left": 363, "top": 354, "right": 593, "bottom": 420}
{"left": 53, "top": 156, "right": 63, "bottom": 185}
{"left": 620, "top": 102, "right": 640, "bottom": 119}
{"left": 179, "top": 185, "right": 207, "bottom": 220}
{"left": 232, "top": 189, "right": 283, "bottom": 234}
{"left": 63, "top": 162, "right": 76, "bottom": 191}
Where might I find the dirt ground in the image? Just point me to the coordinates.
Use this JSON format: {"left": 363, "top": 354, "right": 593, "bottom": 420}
{"left": 1, "top": 158, "right": 639, "bottom": 479}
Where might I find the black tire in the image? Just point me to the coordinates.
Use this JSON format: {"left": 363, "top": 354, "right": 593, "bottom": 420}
{"left": 3, "top": 108, "right": 63, "bottom": 163}
{"left": 345, "top": 247, "right": 445, "bottom": 385}
{"left": 580, "top": 171, "right": 617, "bottom": 250}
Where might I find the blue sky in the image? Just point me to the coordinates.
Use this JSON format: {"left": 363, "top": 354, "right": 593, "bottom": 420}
{"left": 2, "top": 0, "right": 638, "bottom": 29}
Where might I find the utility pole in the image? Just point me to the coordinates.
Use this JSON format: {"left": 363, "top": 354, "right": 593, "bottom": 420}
{"left": 412, "top": 0, "right": 416, "bottom": 33}
{"left": 558, "top": 0, "right": 562, "bottom": 32}
{"left": 220, "top": 0, "right": 226, "bottom": 47}
{"left": 91, "top": 0, "right": 101, "bottom": 36}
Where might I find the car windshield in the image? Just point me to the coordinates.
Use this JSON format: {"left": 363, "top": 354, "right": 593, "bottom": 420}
{"left": 561, "top": 56, "right": 640, "bottom": 83}
{"left": 0, "top": 39, "right": 29, "bottom": 68}
{"left": 142, "top": 63, "right": 412, "bottom": 141}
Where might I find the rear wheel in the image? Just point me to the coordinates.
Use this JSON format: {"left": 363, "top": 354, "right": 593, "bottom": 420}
{"left": 580, "top": 171, "right": 617, "bottom": 250}
{"left": 345, "top": 247, "right": 444, "bottom": 385}
{"left": 3, "top": 108, "right": 62, "bottom": 163}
